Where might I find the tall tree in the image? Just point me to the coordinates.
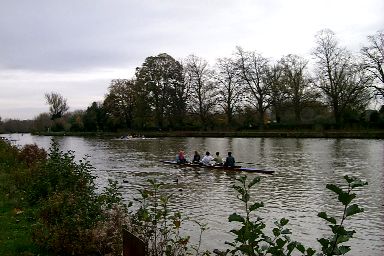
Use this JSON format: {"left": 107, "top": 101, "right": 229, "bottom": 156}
{"left": 264, "top": 63, "right": 286, "bottom": 123}
{"left": 135, "top": 53, "right": 185, "bottom": 129}
{"left": 103, "top": 79, "right": 136, "bottom": 129}
{"left": 184, "top": 55, "right": 218, "bottom": 129}
{"left": 235, "top": 47, "right": 270, "bottom": 128}
{"left": 44, "top": 92, "right": 69, "bottom": 120}
{"left": 313, "top": 29, "right": 371, "bottom": 125}
{"left": 215, "top": 57, "right": 243, "bottom": 125}
{"left": 361, "top": 30, "right": 384, "bottom": 98}
{"left": 279, "top": 54, "right": 318, "bottom": 123}
{"left": 83, "top": 101, "right": 106, "bottom": 132}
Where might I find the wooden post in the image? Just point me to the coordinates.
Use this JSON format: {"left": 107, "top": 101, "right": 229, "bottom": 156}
{"left": 123, "top": 229, "right": 146, "bottom": 256}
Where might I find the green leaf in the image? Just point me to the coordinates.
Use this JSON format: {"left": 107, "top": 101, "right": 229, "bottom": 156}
{"left": 280, "top": 217, "right": 289, "bottom": 226}
{"left": 318, "top": 238, "right": 329, "bottom": 247}
{"left": 338, "top": 245, "right": 351, "bottom": 254}
{"left": 338, "top": 192, "right": 356, "bottom": 206}
{"left": 318, "top": 211, "right": 337, "bottom": 224}
{"left": 344, "top": 175, "right": 355, "bottom": 184}
{"left": 326, "top": 184, "right": 343, "bottom": 195}
{"left": 276, "top": 238, "right": 286, "bottom": 248}
{"left": 306, "top": 247, "right": 316, "bottom": 256}
{"left": 351, "top": 180, "right": 368, "bottom": 189}
{"left": 273, "top": 227, "right": 280, "bottom": 237}
{"left": 281, "top": 228, "right": 291, "bottom": 235}
{"left": 233, "top": 185, "right": 245, "bottom": 195}
{"left": 346, "top": 204, "right": 364, "bottom": 217}
{"left": 248, "top": 176, "right": 261, "bottom": 188}
{"left": 296, "top": 242, "right": 305, "bottom": 253}
{"left": 249, "top": 202, "right": 264, "bottom": 212}
{"left": 228, "top": 213, "right": 245, "bottom": 223}
{"left": 345, "top": 175, "right": 368, "bottom": 188}
{"left": 236, "top": 175, "right": 247, "bottom": 184}
{"left": 287, "top": 241, "right": 296, "bottom": 253}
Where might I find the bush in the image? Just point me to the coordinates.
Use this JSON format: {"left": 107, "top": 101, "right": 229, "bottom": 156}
{"left": 29, "top": 140, "right": 128, "bottom": 255}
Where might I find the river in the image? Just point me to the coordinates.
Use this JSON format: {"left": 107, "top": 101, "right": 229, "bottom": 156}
{"left": 3, "top": 133, "right": 384, "bottom": 255}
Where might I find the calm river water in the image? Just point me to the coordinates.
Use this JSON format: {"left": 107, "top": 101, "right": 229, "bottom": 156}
{"left": 4, "top": 133, "right": 384, "bottom": 255}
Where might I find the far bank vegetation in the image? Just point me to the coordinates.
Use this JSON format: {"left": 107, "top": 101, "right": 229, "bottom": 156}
{"left": 1, "top": 29, "right": 383, "bottom": 134}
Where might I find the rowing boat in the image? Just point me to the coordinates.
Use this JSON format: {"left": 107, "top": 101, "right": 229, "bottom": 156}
{"left": 161, "top": 160, "right": 274, "bottom": 174}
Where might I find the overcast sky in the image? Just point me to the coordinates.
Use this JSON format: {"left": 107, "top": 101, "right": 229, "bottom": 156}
{"left": 0, "top": 0, "right": 383, "bottom": 120}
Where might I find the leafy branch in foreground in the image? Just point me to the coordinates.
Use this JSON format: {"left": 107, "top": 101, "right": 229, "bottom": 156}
{"left": 222, "top": 176, "right": 314, "bottom": 256}
{"left": 127, "top": 178, "right": 210, "bottom": 256}
{"left": 219, "top": 175, "right": 367, "bottom": 256}
{"left": 317, "top": 175, "right": 368, "bottom": 255}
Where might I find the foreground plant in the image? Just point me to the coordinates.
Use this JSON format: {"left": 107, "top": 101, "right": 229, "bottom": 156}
{"left": 224, "top": 176, "right": 313, "bottom": 256}
{"left": 221, "top": 175, "right": 367, "bottom": 256}
{"left": 127, "top": 178, "right": 210, "bottom": 256}
{"left": 317, "top": 175, "right": 368, "bottom": 255}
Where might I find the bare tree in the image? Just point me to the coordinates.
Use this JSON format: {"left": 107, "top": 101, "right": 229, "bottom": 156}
{"left": 312, "top": 29, "right": 371, "bottom": 125}
{"left": 280, "top": 54, "right": 319, "bottom": 123}
{"left": 361, "top": 30, "right": 384, "bottom": 98}
{"left": 44, "top": 92, "right": 69, "bottom": 119}
{"left": 215, "top": 57, "right": 244, "bottom": 125}
{"left": 235, "top": 47, "right": 270, "bottom": 128}
{"left": 184, "top": 55, "right": 218, "bottom": 129}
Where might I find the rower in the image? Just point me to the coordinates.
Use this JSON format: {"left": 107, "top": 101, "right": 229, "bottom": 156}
{"left": 213, "top": 152, "right": 223, "bottom": 165}
{"left": 201, "top": 151, "right": 214, "bottom": 166}
{"left": 192, "top": 151, "right": 201, "bottom": 163}
{"left": 176, "top": 150, "right": 187, "bottom": 164}
{"left": 224, "top": 152, "right": 235, "bottom": 167}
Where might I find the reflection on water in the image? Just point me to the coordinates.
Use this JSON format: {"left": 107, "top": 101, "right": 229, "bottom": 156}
{"left": 3, "top": 134, "right": 384, "bottom": 255}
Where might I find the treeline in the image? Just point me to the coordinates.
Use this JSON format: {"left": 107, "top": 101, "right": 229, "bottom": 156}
{"left": 1, "top": 29, "right": 383, "bottom": 133}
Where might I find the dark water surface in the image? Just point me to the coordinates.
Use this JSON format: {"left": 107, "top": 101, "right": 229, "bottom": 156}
{"left": 4, "top": 134, "right": 384, "bottom": 255}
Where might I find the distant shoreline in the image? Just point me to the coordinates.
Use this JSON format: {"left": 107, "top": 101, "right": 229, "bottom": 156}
{"left": 29, "top": 130, "right": 384, "bottom": 139}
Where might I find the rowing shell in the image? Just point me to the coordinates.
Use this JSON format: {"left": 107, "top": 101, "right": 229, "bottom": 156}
{"left": 161, "top": 160, "right": 274, "bottom": 174}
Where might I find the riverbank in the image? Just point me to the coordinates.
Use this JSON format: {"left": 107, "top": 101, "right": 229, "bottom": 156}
{"left": 31, "top": 129, "right": 384, "bottom": 139}
{"left": 0, "top": 141, "right": 41, "bottom": 255}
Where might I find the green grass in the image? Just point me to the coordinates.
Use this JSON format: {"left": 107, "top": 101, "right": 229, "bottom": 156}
{"left": 0, "top": 141, "right": 47, "bottom": 256}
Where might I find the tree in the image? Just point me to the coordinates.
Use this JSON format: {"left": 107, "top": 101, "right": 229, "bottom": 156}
{"left": 33, "top": 113, "right": 53, "bottom": 132}
{"left": 135, "top": 53, "right": 185, "bottom": 130}
{"left": 361, "top": 30, "right": 384, "bottom": 98}
{"left": 312, "top": 29, "right": 371, "bottom": 126}
{"left": 67, "top": 110, "right": 84, "bottom": 132}
{"left": 215, "top": 57, "right": 244, "bottom": 125}
{"left": 44, "top": 92, "right": 69, "bottom": 120}
{"left": 264, "top": 63, "right": 286, "bottom": 123}
{"left": 184, "top": 55, "right": 218, "bottom": 129}
{"left": 279, "top": 54, "right": 319, "bottom": 123}
{"left": 83, "top": 101, "right": 106, "bottom": 132}
{"left": 235, "top": 47, "right": 270, "bottom": 128}
{"left": 103, "top": 79, "right": 136, "bottom": 129}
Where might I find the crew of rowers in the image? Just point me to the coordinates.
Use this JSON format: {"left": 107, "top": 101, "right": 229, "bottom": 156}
{"left": 176, "top": 150, "right": 236, "bottom": 167}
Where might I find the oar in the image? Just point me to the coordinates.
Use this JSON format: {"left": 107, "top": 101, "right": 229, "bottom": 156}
{"left": 237, "top": 161, "right": 257, "bottom": 165}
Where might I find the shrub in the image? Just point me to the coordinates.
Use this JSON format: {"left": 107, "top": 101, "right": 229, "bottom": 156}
{"left": 18, "top": 144, "right": 47, "bottom": 168}
{"left": 30, "top": 140, "right": 128, "bottom": 255}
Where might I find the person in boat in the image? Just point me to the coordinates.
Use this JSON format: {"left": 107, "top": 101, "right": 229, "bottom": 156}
{"left": 213, "top": 152, "right": 223, "bottom": 165}
{"left": 224, "top": 152, "right": 235, "bottom": 167}
{"left": 201, "top": 151, "right": 214, "bottom": 166}
{"left": 176, "top": 150, "right": 187, "bottom": 164}
{"left": 192, "top": 151, "right": 201, "bottom": 163}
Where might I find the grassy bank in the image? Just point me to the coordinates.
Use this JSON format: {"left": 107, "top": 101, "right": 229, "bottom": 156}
{"left": 32, "top": 129, "right": 384, "bottom": 139}
{"left": 0, "top": 141, "right": 42, "bottom": 255}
